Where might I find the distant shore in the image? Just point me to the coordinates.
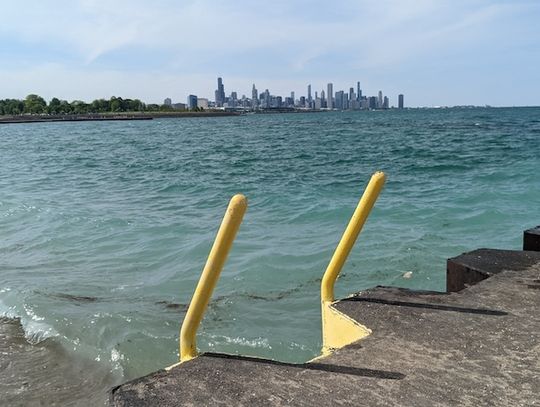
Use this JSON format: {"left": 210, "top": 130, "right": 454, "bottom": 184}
{"left": 0, "top": 111, "right": 241, "bottom": 124}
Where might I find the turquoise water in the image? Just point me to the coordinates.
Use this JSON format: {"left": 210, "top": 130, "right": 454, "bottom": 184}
{"left": 1, "top": 108, "right": 539, "bottom": 403}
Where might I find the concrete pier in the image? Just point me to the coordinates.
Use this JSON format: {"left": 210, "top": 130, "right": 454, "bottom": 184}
{"left": 524, "top": 225, "right": 540, "bottom": 251}
{"left": 111, "top": 234, "right": 540, "bottom": 406}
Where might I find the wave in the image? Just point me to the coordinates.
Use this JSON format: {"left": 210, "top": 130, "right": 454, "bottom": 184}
{"left": 0, "top": 316, "right": 121, "bottom": 406}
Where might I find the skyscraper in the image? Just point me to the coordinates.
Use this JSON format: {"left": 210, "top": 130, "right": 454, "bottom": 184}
{"left": 307, "top": 84, "right": 312, "bottom": 107}
{"left": 398, "top": 94, "right": 404, "bottom": 109}
{"left": 187, "top": 94, "right": 197, "bottom": 110}
{"left": 252, "top": 84, "right": 258, "bottom": 109}
{"left": 215, "top": 77, "right": 225, "bottom": 107}
{"left": 264, "top": 89, "right": 270, "bottom": 108}
{"left": 327, "top": 83, "right": 333, "bottom": 109}
{"left": 378, "top": 91, "right": 383, "bottom": 109}
{"left": 357, "top": 82, "right": 362, "bottom": 101}
{"left": 334, "top": 90, "right": 344, "bottom": 110}
{"left": 230, "top": 92, "right": 237, "bottom": 108}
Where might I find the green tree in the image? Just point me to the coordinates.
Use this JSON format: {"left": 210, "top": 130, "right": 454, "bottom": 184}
{"left": 48, "top": 97, "right": 61, "bottom": 115}
{"left": 159, "top": 104, "right": 174, "bottom": 112}
{"left": 90, "top": 98, "right": 110, "bottom": 113}
{"left": 124, "top": 98, "right": 144, "bottom": 111}
{"left": 24, "top": 94, "right": 47, "bottom": 114}
{"left": 59, "top": 100, "right": 72, "bottom": 114}
{"left": 110, "top": 96, "right": 123, "bottom": 112}
{"left": 71, "top": 101, "right": 89, "bottom": 114}
{"left": 2, "top": 99, "right": 25, "bottom": 115}
{"left": 146, "top": 103, "right": 160, "bottom": 112}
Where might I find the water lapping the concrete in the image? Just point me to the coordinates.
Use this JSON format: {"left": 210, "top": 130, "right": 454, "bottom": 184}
{"left": 0, "top": 108, "right": 538, "bottom": 405}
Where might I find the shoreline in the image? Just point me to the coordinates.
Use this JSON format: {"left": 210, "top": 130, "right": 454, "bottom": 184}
{"left": 0, "top": 111, "right": 241, "bottom": 124}
{"left": 0, "top": 316, "right": 118, "bottom": 406}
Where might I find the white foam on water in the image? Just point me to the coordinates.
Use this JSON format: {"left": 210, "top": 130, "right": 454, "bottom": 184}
{"left": 0, "top": 293, "right": 126, "bottom": 378}
{"left": 206, "top": 333, "right": 273, "bottom": 349}
{"left": 0, "top": 297, "right": 57, "bottom": 343}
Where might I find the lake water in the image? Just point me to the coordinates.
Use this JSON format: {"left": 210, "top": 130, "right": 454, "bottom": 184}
{"left": 1, "top": 108, "right": 538, "bottom": 405}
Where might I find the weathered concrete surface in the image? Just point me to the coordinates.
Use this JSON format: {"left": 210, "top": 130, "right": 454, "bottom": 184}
{"left": 111, "top": 249, "right": 540, "bottom": 406}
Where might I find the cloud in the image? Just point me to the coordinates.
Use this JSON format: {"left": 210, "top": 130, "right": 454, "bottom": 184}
{"left": 2, "top": 0, "right": 513, "bottom": 66}
{"left": 0, "top": 1, "right": 539, "bottom": 105}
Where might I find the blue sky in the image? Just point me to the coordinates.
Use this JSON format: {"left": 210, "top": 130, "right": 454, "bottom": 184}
{"left": 1, "top": 0, "right": 539, "bottom": 106}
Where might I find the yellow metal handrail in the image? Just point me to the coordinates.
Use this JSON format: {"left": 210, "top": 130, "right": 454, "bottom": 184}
{"left": 179, "top": 194, "right": 247, "bottom": 362}
{"left": 321, "top": 171, "right": 386, "bottom": 303}
{"left": 320, "top": 172, "right": 385, "bottom": 353}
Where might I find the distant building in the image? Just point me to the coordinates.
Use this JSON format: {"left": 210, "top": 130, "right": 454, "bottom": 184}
{"left": 357, "top": 82, "right": 362, "bottom": 101}
{"left": 197, "top": 98, "right": 208, "bottom": 109}
{"left": 264, "top": 89, "right": 270, "bottom": 108}
{"left": 327, "top": 83, "right": 333, "bottom": 109}
{"left": 361, "top": 98, "right": 369, "bottom": 110}
{"left": 187, "top": 94, "right": 198, "bottom": 109}
{"left": 369, "top": 96, "right": 378, "bottom": 109}
{"left": 252, "top": 84, "right": 258, "bottom": 108}
{"left": 383, "top": 96, "right": 389, "bottom": 109}
{"left": 398, "top": 94, "right": 404, "bottom": 109}
{"left": 378, "top": 91, "right": 383, "bottom": 109}
{"left": 240, "top": 95, "right": 249, "bottom": 108}
{"left": 215, "top": 77, "right": 225, "bottom": 107}
{"left": 349, "top": 99, "right": 360, "bottom": 110}
{"left": 335, "top": 90, "right": 344, "bottom": 110}
{"left": 172, "top": 102, "right": 186, "bottom": 110}
{"left": 228, "top": 92, "right": 237, "bottom": 108}
{"left": 164, "top": 98, "right": 172, "bottom": 106}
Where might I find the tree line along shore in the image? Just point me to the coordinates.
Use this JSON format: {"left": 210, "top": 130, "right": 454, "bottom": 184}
{"left": 0, "top": 94, "right": 242, "bottom": 123}
{"left": 0, "top": 94, "right": 206, "bottom": 116}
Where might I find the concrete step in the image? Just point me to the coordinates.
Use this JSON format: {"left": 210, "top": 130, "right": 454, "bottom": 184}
{"left": 111, "top": 249, "right": 540, "bottom": 406}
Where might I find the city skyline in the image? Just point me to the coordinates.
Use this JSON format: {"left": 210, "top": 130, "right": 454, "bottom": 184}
{"left": 176, "top": 77, "right": 403, "bottom": 110}
{"left": 0, "top": 1, "right": 539, "bottom": 107}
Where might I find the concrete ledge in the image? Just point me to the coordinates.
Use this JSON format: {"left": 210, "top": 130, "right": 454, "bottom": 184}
{"left": 447, "top": 248, "right": 540, "bottom": 292}
{"left": 524, "top": 226, "right": 540, "bottom": 251}
{"left": 111, "top": 249, "right": 540, "bottom": 406}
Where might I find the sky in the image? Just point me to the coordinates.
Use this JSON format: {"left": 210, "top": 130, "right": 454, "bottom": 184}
{"left": 1, "top": 0, "right": 539, "bottom": 107}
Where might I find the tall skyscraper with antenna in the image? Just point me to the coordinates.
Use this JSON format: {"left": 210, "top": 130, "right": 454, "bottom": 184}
{"left": 215, "top": 77, "right": 225, "bottom": 107}
{"left": 252, "top": 84, "right": 258, "bottom": 108}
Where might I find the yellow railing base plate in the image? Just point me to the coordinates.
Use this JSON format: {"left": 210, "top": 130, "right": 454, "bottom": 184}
{"left": 321, "top": 301, "right": 371, "bottom": 356}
